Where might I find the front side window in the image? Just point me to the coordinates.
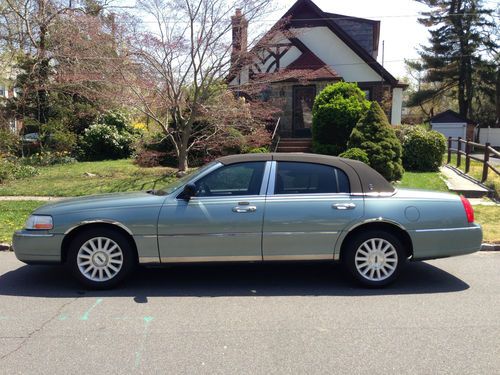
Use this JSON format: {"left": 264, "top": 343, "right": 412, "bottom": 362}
{"left": 274, "top": 162, "right": 350, "bottom": 194}
{"left": 194, "top": 162, "right": 265, "bottom": 197}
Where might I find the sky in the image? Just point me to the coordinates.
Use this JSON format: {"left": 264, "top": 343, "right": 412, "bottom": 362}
{"left": 269, "top": 0, "right": 431, "bottom": 79}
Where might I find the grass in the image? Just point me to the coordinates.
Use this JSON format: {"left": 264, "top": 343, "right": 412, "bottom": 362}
{"left": 0, "top": 201, "right": 46, "bottom": 243}
{"left": 448, "top": 154, "right": 500, "bottom": 196}
{"left": 395, "top": 171, "right": 448, "bottom": 192}
{"left": 0, "top": 159, "right": 176, "bottom": 197}
{"left": 474, "top": 205, "right": 500, "bottom": 243}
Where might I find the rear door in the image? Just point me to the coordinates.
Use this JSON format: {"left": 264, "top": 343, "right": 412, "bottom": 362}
{"left": 262, "top": 161, "right": 363, "bottom": 260}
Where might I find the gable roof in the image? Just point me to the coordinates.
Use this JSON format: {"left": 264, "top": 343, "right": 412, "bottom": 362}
{"left": 430, "top": 110, "right": 474, "bottom": 124}
{"left": 266, "top": 0, "right": 397, "bottom": 85}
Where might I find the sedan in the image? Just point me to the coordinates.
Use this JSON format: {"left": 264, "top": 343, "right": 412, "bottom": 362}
{"left": 13, "top": 153, "right": 482, "bottom": 288}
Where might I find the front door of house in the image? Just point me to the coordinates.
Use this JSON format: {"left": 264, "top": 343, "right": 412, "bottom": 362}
{"left": 292, "top": 85, "right": 316, "bottom": 138}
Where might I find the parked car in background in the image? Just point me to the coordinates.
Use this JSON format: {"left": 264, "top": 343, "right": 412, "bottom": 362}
{"left": 13, "top": 153, "right": 482, "bottom": 289}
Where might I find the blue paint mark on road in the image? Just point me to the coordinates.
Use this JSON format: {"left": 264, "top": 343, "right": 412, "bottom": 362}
{"left": 58, "top": 314, "right": 68, "bottom": 321}
{"left": 135, "top": 316, "right": 154, "bottom": 368}
{"left": 79, "top": 298, "right": 103, "bottom": 321}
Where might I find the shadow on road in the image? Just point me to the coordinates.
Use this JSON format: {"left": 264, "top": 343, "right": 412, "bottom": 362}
{"left": 0, "top": 261, "right": 469, "bottom": 299}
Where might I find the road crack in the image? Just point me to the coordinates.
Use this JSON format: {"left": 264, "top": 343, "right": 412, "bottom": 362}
{"left": 0, "top": 297, "right": 80, "bottom": 361}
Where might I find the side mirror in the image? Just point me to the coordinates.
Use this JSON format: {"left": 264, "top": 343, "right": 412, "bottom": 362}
{"left": 182, "top": 183, "right": 197, "bottom": 200}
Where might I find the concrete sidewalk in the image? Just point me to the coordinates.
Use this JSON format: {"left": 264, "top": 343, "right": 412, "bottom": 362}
{"left": 440, "top": 165, "right": 491, "bottom": 198}
{"left": 0, "top": 196, "right": 67, "bottom": 201}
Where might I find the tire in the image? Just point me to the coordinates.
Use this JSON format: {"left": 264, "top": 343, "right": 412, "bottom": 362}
{"left": 343, "top": 230, "right": 406, "bottom": 288}
{"left": 67, "top": 227, "right": 136, "bottom": 289}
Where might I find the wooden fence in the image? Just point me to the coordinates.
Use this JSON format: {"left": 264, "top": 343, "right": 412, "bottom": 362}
{"left": 447, "top": 137, "right": 500, "bottom": 182}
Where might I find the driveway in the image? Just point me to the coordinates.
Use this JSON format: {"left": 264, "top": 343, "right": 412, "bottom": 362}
{"left": 0, "top": 252, "right": 498, "bottom": 374}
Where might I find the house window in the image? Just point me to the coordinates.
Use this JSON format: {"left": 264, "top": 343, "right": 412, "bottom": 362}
{"left": 0, "top": 85, "right": 6, "bottom": 97}
{"left": 362, "top": 89, "right": 372, "bottom": 100}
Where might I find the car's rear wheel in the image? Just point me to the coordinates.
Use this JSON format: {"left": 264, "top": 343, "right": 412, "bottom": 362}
{"left": 67, "top": 228, "right": 136, "bottom": 289}
{"left": 344, "top": 230, "right": 405, "bottom": 287}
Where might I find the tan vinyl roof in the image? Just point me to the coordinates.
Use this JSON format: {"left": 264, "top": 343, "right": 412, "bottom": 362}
{"left": 216, "top": 153, "right": 395, "bottom": 194}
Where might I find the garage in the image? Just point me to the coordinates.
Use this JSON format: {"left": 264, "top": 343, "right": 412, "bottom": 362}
{"left": 430, "top": 110, "right": 474, "bottom": 148}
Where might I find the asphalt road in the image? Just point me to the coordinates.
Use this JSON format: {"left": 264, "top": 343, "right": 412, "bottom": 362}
{"left": 0, "top": 252, "right": 498, "bottom": 374}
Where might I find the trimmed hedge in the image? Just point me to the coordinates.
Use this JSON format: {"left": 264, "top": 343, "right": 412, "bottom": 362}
{"left": 312, "top": 82, "right": 370, "bottom": 156}
{"left": 339, "top": 148, "right": 369, "bottom": 164}
{"left": 402, "top": 127, "right": 446, "bottom": 171}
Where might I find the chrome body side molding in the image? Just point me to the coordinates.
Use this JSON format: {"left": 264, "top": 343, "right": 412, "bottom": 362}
{"left": 64, "top": 219, "right": 134, "bottom": 236}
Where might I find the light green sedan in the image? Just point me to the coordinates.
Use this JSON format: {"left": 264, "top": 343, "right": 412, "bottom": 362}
{"left": 13, "top": 153, "right": 482, "bottom": 289}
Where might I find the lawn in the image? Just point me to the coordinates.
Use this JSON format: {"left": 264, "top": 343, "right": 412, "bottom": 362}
{"left": 395, "top": 171, "right": 448, "bottom": 192}
{"left": 0, "top": 159, "right": 177, "bottom": 197}
{"left": 0, "top": 201, "right": 45, "bottom": 243}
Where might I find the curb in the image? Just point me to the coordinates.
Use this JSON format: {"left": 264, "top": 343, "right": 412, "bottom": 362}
{"left": 0, "top": 243, "right": 11, "bottom": 251}
{"left": 481, "top": 243, "right": 500, "bottom": 252}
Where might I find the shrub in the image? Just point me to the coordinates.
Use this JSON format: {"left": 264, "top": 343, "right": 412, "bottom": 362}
{"left": 40, "top": 120, "right": 77, "bottom": 153}
{"left": 402, "top": 128, "right": 446, "bottom": 171}
{"left": 134, "top": 150, "right": 167, "bottom": 168}
{"left": 348, "top": 101, "right": 404, "bottom": 181}
{"left": 78, "top": 123, "right": 136, "bottom": 161}
{"left": 246, "top": 146, "right": 269, "bottom": 153}
{"left": 339, "top": 148, "right": 369, "bottom": 164}
{"left": 0, "top": 157, "right": 39, "bottom": 183}
{"left": 0, "top": 129, "right": 21, "bottom": 156}
{"left": 22, "top": 151, "right": 77, "bottom": 166}
{"left": 312, "top": 82, "right": 370, "bottom": 156}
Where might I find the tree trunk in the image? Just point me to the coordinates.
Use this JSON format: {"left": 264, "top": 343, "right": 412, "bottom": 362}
{"left": 178, "top": 146, "right": 189, "bottom": 171}
{"left": 496, "top": 67, "right": 500, "bottom": 127}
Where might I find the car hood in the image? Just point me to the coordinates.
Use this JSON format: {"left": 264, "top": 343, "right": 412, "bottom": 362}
{"left": 34, "top": 191, "right": 167, "bottom": 215}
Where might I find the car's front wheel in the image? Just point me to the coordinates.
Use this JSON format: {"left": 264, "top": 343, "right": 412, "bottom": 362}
{"left": 67, "top": 228, "right": 136, "bottom": 289}
{"left": 344, "top": 230, "right": 406, "bottom": 287}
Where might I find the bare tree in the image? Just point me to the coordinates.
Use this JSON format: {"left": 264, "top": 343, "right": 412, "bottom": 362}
{"left": 124, "top": 0, "right": 279, "bottom": 171}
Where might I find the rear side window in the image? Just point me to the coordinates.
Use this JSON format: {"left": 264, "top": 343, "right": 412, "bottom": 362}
{"left": 274, "top": 162, "right": 350, "bottom": 194}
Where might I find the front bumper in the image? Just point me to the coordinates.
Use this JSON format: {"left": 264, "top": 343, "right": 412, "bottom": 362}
{"left": 12, "top": 230, "right": 64, "bottom": 264}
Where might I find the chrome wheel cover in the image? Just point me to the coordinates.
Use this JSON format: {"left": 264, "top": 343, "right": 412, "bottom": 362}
{"left": 354, "top": 238, "right": 398, "bottom": 282}
{"left": 77, "top": 237, "right": 123, "bottom": 282}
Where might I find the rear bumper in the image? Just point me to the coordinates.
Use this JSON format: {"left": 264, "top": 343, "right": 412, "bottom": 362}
{"left": 12, "top": 230, "right": 64, "bottom": 264}
{"left": 409, "top": 224, "right": 482, "bottom": 260}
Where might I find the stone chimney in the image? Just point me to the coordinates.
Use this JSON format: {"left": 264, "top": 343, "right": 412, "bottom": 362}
{"left": 231, "top": 8, "right": 248, "bottom": 65}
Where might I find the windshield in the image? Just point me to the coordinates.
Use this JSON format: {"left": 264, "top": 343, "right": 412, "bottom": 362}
{"left": 161, "top": 161, "right": 218, "bottom": 195}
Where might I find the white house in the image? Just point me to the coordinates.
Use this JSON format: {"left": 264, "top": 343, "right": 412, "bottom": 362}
{"left": 229, "top": 0, "right": 406, "bottom": 138}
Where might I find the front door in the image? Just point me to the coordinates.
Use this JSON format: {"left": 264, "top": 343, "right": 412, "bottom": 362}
{"left": 263, "top": 161, "right": 363, "bottom": 260}
{"left": 292, "top": 85, "right": 316, "bottom": 138}
{"left": 157, "top": 162, "right": 269, "bottom": 262}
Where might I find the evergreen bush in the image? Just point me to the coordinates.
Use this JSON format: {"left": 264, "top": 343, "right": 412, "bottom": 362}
{"left": 348, "top": 101, "right": 404, "bottom": 181}
{"left": 312, "top": 82, "right": 370, "bottom": 155}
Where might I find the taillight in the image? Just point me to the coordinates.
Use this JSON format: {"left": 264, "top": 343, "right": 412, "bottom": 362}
{"left": 460, "top": 195, "right": 474, "bottom": 223}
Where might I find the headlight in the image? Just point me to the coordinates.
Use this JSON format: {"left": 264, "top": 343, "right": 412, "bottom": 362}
{"left": 25, "top": 215, "right": 53, "bottom": 230}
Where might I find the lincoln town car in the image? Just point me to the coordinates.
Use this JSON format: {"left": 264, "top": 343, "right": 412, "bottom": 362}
{"left": 13, "top": 153, "right": 482, "bottom": 288}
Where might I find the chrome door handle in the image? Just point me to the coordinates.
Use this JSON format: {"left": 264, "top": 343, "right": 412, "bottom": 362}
{"left": 232, "top": 203, "right": 257, "bottom": 213}
{"left": 332, "top": 203, "right": 356, "bottom": 210}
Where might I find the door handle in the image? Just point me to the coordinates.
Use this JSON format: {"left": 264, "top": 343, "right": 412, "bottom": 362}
{"left": 232, "top": 202, "right": 257, "bottom": 213}
{"left": 332, "top": 203, "right": 356, "bottom": 210}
